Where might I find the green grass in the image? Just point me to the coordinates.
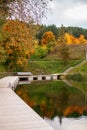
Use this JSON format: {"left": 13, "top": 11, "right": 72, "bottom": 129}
{"left": 0, "top": 59, "right": 83, "bottom": 75}
{"left": 28, "top": 59, "right": 83, "bottom": 74}
{"left": 67, "top": 61, "right": 87, "bottom": 93}
{"left": 0, "top": 62, "right": 5, "bottom": 72}
{"left": 68, "top": 61, "right": 87, "bottom": 75}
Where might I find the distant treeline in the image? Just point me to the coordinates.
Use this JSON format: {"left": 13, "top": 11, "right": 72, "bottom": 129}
{"left": 36, "top": 24, "right": 87, "bottom": 42}
{"left": 0, "top": 19, "right": 87, "bottom": 40}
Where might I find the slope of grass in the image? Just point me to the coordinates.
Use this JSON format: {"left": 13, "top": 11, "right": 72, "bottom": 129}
{"left": 28, "top": 59, "right": 82, "bottom": 74}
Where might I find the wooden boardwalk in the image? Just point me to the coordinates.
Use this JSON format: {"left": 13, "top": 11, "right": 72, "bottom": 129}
{"left": 0, "top": 76, "right": 54, "bottom": 130}
{"left": 0, "top": 76, "right": 19, "bottom": 88}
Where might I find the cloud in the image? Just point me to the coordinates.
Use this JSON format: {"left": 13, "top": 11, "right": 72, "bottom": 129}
{"left": 64, "top": 4, "right": 87, "bottom": 22}
{"left": 73, "top": 0, "right": 87, "bottom": 3}
{"left": 41, "top": 0, "right": 87, "bottom": 28}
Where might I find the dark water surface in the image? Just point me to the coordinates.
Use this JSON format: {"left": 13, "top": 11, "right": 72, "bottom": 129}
{"left": 15, "top": 81, "right": 87, "bottom": 130}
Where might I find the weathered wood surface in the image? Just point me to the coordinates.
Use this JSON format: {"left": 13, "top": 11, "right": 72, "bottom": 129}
{"left": 0, "top": 77, "right": 54, "bottom": 130}
{"left": 0, "top": 76, "right": 19, "bottom": 88}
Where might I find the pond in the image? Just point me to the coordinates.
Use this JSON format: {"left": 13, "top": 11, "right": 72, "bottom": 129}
{"left": 15, "top": 80, "right": 87, "bottom": 130}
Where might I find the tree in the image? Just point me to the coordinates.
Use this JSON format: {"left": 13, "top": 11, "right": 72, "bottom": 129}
{"left": 0, "top": 0, "right": 52, "bottom": 22}
{"left": 2, "top": 20, "right": 34, "bottom": 71}
{"left": 58, "top": 25, "right": 70, "bottom": 64}
{"left": 36, "top": 24, "right": 58, "bottom": 45}
{"left": 65, "top": 33, "right": 87, "bottom": 44}
{"left": 78, "top": 35, "right": 87, "bottom": 44}
{"left": 44, "top": 24, "right": 58, "bottom": 40}
{"left": 0, "top": 0, "right": 12, "bottom": 18}
{"left": 0, "top": 0, "right": 52, "bottom": 71}
{"left": 41, "top": 31, "right": 56, "bottom": 45}
{"left": 0, "top": 19, "right": 7, "bottom": 60}
{"left": 36, "top": 24, "right": 46, "bottom": 45}
{"left": 41, "top": 31, "right": 56, "bottom": 51}
{"left": 65, "top": 26, "right": 87, "bottom": 39}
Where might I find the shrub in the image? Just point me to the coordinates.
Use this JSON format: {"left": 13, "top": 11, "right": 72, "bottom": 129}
{"left": 30, "top": 46, "right": 48, "bottom": 59}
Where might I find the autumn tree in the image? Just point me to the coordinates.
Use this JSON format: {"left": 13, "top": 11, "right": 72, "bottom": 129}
{"left": 58, "top": 25, "right": 70, "bottom": 64}
{"left": 64, "top": 33, "right": 87, "bottom": 44}
{"left": 2, "top": 20, "right": 34, "bottom": 71}
{"left": 41, "top": 31, "right": 56, "bottom": 51}
{"left": 45, "top": 24, "right": 58, "bottom": 40}
{"left": 36, "top": 24, "right": 58, "bottom": 45}
{"left": 78, "top": 35, "right": 87, "bottom": 44}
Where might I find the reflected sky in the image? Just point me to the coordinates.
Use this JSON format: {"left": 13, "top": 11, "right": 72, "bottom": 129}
{"left": 45, "top": 116, "right": 87, "bottom": 130}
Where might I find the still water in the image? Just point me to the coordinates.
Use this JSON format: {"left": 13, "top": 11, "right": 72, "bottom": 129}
{"left": 15, "top": 81, "right": 87, "bottom": 130}
{"left": 45, "top": 116, "right": 87, "bottom": 130}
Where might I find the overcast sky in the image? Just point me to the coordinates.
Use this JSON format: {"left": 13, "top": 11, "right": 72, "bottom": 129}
{"left": 41, "top": 0, "right": 87, "bottom": 28}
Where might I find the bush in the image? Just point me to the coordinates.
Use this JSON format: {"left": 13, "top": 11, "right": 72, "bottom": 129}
{"left": 30, "top": 46, "right": 48, "bottom": 59}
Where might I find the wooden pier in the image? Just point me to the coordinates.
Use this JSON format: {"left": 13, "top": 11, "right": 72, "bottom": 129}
{"left": 0, "top": 76, "right": 54, "bottom": 130}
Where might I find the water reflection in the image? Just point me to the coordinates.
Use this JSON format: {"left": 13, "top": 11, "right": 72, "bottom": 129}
{"left": 45, "top": 116, "right": 87, "bottom": 130}
{"left": 15, "top": 81, "right": 87, "bottom": 130}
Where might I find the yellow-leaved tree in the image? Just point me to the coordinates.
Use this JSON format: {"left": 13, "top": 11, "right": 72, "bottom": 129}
{"left": 2, "top": 20, "right": 34, "bottom": 72}
{"left": 65, "top": 33, "right": 87, "bottom": 44}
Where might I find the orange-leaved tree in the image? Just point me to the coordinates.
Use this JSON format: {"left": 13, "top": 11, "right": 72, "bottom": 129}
{"left": 41, "top": 31, "right": 56, "bottom": 51}
{"left": 2, "top": 20, "right": 34, "bottom": 71}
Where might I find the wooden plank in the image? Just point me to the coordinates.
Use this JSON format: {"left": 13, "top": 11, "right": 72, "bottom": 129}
{"left": 0, "top": 88, "right": 54, "bottom": 130}
{"left": 0, "top": 77, "right": 54, "bottom": 130}
{"left": 0, "top": 76, "right": 19, "bottom": 88}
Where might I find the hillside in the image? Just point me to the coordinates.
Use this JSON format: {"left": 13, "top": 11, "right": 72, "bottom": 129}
{"left": 47, "top": 44, "right": 86, "bottom": 60}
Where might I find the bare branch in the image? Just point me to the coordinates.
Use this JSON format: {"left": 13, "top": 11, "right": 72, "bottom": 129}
{"left": 0, "top": 0, "right": 52, "bottom": 22}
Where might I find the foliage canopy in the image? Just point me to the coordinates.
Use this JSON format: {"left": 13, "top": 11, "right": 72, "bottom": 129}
{"left": 2, "top": 20, "right": 34, "bottom": 71}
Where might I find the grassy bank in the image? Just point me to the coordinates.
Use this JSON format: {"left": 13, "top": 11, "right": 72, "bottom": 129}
{"left": 67, "top": 60, "right": 87, "bottom": 92}
{"left": 28, "top": 59, "right": 83, "bottom": 74}
{"left": 0, "top": 59, "right": 83, "bottom": 78}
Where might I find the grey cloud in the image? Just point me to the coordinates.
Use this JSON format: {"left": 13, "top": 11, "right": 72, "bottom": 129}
{"left": 42, "top": 0, "right": 87, "bottom": 28}
{"left": 73, "top": 0, "right": 87, "bottom": 3}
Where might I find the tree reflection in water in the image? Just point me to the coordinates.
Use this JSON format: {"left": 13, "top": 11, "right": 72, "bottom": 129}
{"left": 15, "top": 81, "right": 87, "bottom": 127}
